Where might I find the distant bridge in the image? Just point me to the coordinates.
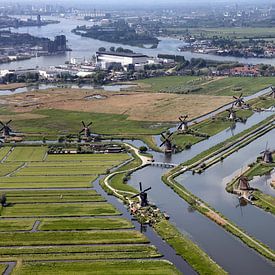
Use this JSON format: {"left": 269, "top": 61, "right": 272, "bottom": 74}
{"left": 150, "top": 162, "right": 178, "bottom": 168}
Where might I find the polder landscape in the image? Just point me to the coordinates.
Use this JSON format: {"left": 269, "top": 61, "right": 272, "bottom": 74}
{"left": 1, "top": 0, "right": 275, "bottom": 274}
{"left": 0, "top": 73, "right": 274, "bottom": 275}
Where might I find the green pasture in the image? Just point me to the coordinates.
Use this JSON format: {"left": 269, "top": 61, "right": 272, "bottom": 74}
{"left": 190, "top": 27, "right": 275, "bottom": 39}
{"left": 4, "top": 190, "right": 103, "bottom": 203}
{"left": 3, "top": 190, "right": 98, "bottom": 197}
{"left": 0, "top": 245, "right": 160, "bottom": 261}
{"left": 11, "top": 109, "right": 167, "bottom": 137}
{"left": 0, "top": 146, "right": 177, "bottom": 273}
{"left": 137, "top": 75, "right": 197, "bottom": 92}
{"left": 12, "top": 260, "right": 179, "bottom": 275}
{"left": 5, "top": 194, "right": 105, "bottom": 203}
{"left": 28, "top": 160, "right": 124, "bottom": 166}
{"left": 0, "top": 230, "right": 148, "bottom": 246}
{"left": 45, "top": 153, "right": 129, "bottom": 162}
{"left": 1, "top": 202, "right": 120, "bottom": 217}
{"left": 0, "top": 163, "right": 23, "bottom": 176}
{"left": 39, "top": 217, "right": 134, "bottom": 231}
{"left": 14, "top": 166, "right": 107, "bottom": 176}
{"left": 0, "top": 146, "right": 11, "bottom": 161}
{"left": 0, "top": 176, "right": 96, "bottom": 188}
{"left": 0, "top": 219, "right": 35, "bottom": 231}
{"left": 165, "top": 27, "right": 275, "bottom": 40}
{"left": 0, "top": 264, "right": 7, "bottom": 274}
{"left": 137, "top": 76, "right": 275, "bottom": 96}
{"left": 5, "top": 147, "right": 46, "bottom": 162}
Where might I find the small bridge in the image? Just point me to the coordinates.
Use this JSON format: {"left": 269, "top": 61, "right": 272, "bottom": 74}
{"left": 150, "top": 162, "right": 178, "bottom": 168}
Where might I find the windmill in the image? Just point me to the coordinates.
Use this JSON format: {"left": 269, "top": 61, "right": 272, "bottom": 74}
{"left": 131, "top": 182, "right": 151, "bottom": 207}
{"left": 237, "top": 175, "right": 250, "bottom": 191}
{"left": 178, "top": 115, "right": 189, "bottom": 132}
{"left": 0, "top": 120, "right": 13, "bottom": 138}
{"left": 269, "top": 86, "right": 275, "bottom": 99}
{"left": 79, "top": 121, "right": 92, "bottom": 139}
{"left": 233, "top": 93, "right": 245, "bottom": 108}
{"left": 235, "top": 196, "right": 247, "bottom": 216}
{"left": 260, "top": 143, "right": 273, "bottom": 163}
{"left": 226, "top": 104, "right": 237, "bottom": 121}
{"left": 160, "top": 132, "right": 174, "bottom": 153}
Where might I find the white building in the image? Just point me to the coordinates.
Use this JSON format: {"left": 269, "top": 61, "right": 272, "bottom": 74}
{"left": 96, "top": 51, "right": 148, "bottom": 69}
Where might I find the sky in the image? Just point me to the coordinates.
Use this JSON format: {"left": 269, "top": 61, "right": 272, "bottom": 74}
{"left": 3, "top": 0, "right": 273, "bottom": 9}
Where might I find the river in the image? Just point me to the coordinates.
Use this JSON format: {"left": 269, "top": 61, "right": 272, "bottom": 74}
{"left": 1, "top": 16, "right": 275, "bottom": 70}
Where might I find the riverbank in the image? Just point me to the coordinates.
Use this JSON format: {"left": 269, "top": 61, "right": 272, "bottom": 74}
{"left": 162, "top": 115, "right": 275, "bottom": 261}
{"left": 101, "top": 143, "right": 227, "bottom": 274}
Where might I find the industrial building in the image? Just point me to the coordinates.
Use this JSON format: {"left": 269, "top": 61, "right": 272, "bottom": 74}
{"left": 96, "top": 51, "right": 148, "bottom": 70}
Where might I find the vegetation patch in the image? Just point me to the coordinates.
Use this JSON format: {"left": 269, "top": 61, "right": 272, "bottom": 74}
{"left": 1, "top": 202, "right": 120, "bottom": 217}
{"left": 0, "top": 219, "right": 35, "bottom": 231}
{"left": 39, "top": 217, "right": 134, "bottom": 231}
{"left": 0, "top": 230, "right": 148, "bottom": 246}
{"left": 136, "top": 76, "right": 275, "bottom": 96}
{"left": 12, "top": 260, "right": 179, "bottom": 275}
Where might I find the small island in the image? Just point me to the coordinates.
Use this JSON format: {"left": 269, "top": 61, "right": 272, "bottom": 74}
{"left": 72, "top": 20, "right": 159, "bottom": 48}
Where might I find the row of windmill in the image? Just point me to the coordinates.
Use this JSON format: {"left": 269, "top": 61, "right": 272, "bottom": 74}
{"left": 160, "top": 89, "right": 275, "bottom": 154}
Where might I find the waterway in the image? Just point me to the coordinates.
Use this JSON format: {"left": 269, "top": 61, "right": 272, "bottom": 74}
{"left": 1, "top": 16, "right": 275, "bottom": 70}
{"left": 125, "top": 110, "right": 275, "bottom": 274}
{"left": 93, "top": 177, "right": 195, "bottom": 275}
{"left": 250, "top": 171, "right": 275, "bottom": 197}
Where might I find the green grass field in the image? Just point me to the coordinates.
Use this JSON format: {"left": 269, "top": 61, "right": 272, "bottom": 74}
{"left": 166, "top": 27, "right": 275, "bottom": 40}
{"left": 0, "top": 245, "right": 160, "bottom": 261}
{"left": 0, "top": 175, "right": 97, "bottom": 188}
{"left": 0, "top": 219, "right": 35, "bottom": 231}
{"left": 12, "top": 260, "right": 179, "bottom": 275}
{"left": 0, "top": 146, "right": 11, "bottom": 161}
{"left": 12, "top": 109, "right": 167, "bottom": 137}
{"left": 137, "top": 76, "right": 275, "bottom": 96}
{"left": 0, "top": 230, "right": 148, "bottom": 246}
{"left": 0, "top": 163, "right": 23, "bottom": 176}
{"left": 5, "top": 147, "right": 46, "bottom": 162}
{"left": 0, "top": 264, "right": 7, "bottom": 274}
{"left": 1, "top": 202, "right": 120, "bottom": 217}
{"left": 0, "top": 146, "right": 176, "bottom": 273}
{"left": 39, "top": 217, "right": 134, "bottom": 231}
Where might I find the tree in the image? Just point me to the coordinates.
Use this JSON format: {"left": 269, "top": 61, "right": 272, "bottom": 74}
{"left": 139, "top": 146, "right": 148, "bottom": 153}
{"left": 110, "top": 46, "right": 115, "bottom": 52}
{"left": 116, "top": 47, "right": 124, "bottom": 53}
{"left": 0, "top": 193, "right": 7, "bottom": 207}
{"left": 98, "top": 47, "right": 106, "bottom": 52}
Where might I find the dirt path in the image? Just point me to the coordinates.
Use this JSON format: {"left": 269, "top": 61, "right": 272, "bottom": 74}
{"left": 104, "top": 143, "right": 151, "bottom": 200}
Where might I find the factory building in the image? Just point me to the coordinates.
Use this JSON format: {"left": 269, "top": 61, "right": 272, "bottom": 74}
{"left": 96, "top": 51, "right": 148, "bottom": 70}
